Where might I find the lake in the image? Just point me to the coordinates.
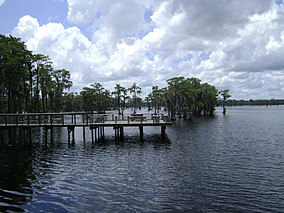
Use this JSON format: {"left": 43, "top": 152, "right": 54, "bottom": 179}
{"left": 0, "top": 106, "right": 283, "bottom": 212}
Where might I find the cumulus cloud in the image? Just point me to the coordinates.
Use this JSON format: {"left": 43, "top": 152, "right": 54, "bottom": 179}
{"left": 12, "top": 15, "right": 105, "bottom": 90}
{"left": 13, "top": 15, "right": 40, "bottom": 40}
{"left": 12, "top": 0, "right": 284, "bottom": 99}
{"left": 67, "top": 0, "right": 145, "bottom": 42}
{"left": 0, "top": 0, "right": 5, "bottom": 6}
{"left": 175, "top": 0, "right": 272, "bottom": 39}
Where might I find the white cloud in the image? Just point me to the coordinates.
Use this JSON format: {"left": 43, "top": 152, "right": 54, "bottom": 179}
{"left": 13, "top": 15, "right": 39, "bottom": 41}
{"left": 0, "top": 0, "right": 4, "bottom": 6}
{"left": 67, "top": 0, "right": 97, "bottom": 25}
{"left": 67, "top": 0, "right": 145, "bottom": 42}
{"left": 195, "top": 4, "right": 284, "bottom": 98}
{"left": 11, "top": 1, "right": 284, "bottom": 99}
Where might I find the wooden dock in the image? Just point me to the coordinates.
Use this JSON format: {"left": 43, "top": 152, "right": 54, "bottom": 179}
{"left": 0, "top": 112, "right": 172, "bottom": 143}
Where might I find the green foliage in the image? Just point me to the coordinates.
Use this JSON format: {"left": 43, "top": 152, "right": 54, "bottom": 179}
{"left": 0, "top": 35, "right": 31, "bottom": 112}
{"left": 112, "top": 84, "right": 127, "bottom": 115}
{"left": 128, "top": 83, "right": 142, "bottom": 113}
{"left": 146, "top": 86, "right": 166, "bottom": 114}
{"left": 165, "top": 76, "right": 218, "bottom": 119}
{"left": 223, "top": 99, "right": 284, "bottom": 106}
{"left": 79, "top": 83, "right": 111, "bottom": 113}
{"left": 219, "top": 89, "right": 231, "bottom": 114}
{"left": 0, "top": 34, "right": 72, "bottom": 113}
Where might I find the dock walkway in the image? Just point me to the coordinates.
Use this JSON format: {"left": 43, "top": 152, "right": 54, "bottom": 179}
{"left": 0, "top": 112, "right": 172, "bottom": 142}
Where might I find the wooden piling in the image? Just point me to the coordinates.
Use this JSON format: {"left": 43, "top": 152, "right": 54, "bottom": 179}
{"left": 161, "top": 126, "right": 166, "bottom": 141}
{"left": 100, "top": 127, "right": 105, "bottom": 142}
{"left": 114, "top": 127, "right": 118, "bottom": 141}
{"left": 139, "top": 126, "right": 143, "bottom": 140}
{"left": 120, "top": 127, "right": 124, "bottom": 141}
{"left": 91, "top": 128, "right": 94, "bottom": 144}
{"left": 83, "top": 127, "right": 86, "bottom": 143}
{"left": 67, "top": 126, "right": 75, "bottom": 144}
{"left": 72, "top": 128, "right": 75, "bottom": 144}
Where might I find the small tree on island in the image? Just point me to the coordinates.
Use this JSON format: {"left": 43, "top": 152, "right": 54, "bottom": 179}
{"left": 112, "top": 84, "right": 126, "bottom": 115}
{"left": 129, "top": 83, "right": 142, "bottom": 114}
{"left": 219, "top": 89, "right": 231, "bottom": 114}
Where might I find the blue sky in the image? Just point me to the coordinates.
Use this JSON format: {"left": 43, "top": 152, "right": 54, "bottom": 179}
{"left": 1, "top": 0, "right": 284, "bottom": 99}
{"left": 0, "top": 0, "right": 68, "bottom": 32}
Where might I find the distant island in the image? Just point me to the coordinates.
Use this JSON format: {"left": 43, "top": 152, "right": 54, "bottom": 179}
{"left": 218, "top": 99, "right": 284, "bottom": 106}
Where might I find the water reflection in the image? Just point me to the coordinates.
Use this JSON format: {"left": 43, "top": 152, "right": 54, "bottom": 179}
{"left": 0, "top": 128, "right": 172, "bottom": 212}
{"left": 0, "top": 132, "right": 35, "bottom": 212}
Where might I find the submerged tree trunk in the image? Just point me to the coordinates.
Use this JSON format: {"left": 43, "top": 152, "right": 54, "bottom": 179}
{"left": 222, "top": 104, "right": 226, "bottom": 114}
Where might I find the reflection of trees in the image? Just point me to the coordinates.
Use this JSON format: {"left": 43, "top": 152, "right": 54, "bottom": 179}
{"left": 0, "top": 131, "right": 35, "bottom": 210}
{"left": 0, "top": 128, "right": 62, "bottom": 211}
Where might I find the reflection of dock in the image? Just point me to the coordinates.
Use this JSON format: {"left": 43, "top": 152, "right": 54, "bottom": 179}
{"left": 0, "top": 112, "right": 172, "bottom": 142}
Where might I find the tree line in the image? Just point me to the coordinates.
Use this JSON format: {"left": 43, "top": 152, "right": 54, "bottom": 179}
{"left": 1, "top": 34, "right": 230, "bottom": 118}
{"left": 220, "top": 99, "right": 284, "bottom": 106}
{"left": 0, "top": 34, "right": 72, "bottom": 113}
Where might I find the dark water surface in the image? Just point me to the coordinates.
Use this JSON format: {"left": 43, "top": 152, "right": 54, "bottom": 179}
{"left": 0, "top": 106, "right": 283, "bottom": 212}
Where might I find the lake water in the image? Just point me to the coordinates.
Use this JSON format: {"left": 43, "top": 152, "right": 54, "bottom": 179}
{"left": 0, "top": 106, "right": 283, "bottom": 212}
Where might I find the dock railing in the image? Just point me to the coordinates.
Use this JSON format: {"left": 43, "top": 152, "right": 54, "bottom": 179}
{"left": 0, "top": 112, "right": 172, "bottom": 143}
{"left": 94, "top": 113, "right": 170, "bottom": 124}
{"left": 0, "top": 112, "right": 171, "bottom": 127}
{"left": 0, "top": 112, "right": 95, "bottom": 127}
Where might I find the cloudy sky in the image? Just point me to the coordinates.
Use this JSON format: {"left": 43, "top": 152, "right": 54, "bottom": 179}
{"left": 1, "top": 0, "right": 284, "bottom": 99}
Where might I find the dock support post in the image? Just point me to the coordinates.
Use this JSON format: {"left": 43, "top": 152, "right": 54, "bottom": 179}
{"left": 67, "top": 128, "right": 70, "bottom": 142}
{"left": 113, "top": 126, "right": 124, "bottom": 142}
{"left": 119, "top": 127, "right": 124, "bottom": 141}
{"left": 95, "top": 128, "right": 98, "bottom": 143}
{"left": 67, "top": 126, "right": 75, "bottom": 144}
{"left": 72, "top": 127, "right": 75, "bottom": 144}
{"left": 139, "top": 126, "right": 143, "bottom": 141}
{"left": 43, "top": 127, "right": 53, "bottom": 144}
{"left": 83, "top": 127, "right": 86, "bottom": 143}
{"left": 114, "top": 127, "right": 117, "bottom": 141}
{"left": 91, "top": 127, "right": 105, "bottom": 143}
{"left": 91, "top": 128, "right": 94, "bottom": 144}
{"left": 161, "top": 126, "right": 166, "bottom": 141}
{"left": 102, "top": 127, "right": 105, "bottom": 141}
{"left": 100, "top": 127, "right": 105, "bottom": 142}
{"left": 100, "top": 127, "right": 102, "bottom": 141}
